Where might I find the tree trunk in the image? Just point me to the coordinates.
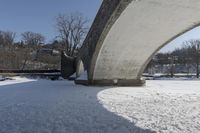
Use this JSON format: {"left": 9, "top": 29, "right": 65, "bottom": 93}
{"left": 197, "top": 63, "right": 199, "bottom": 78}
{"left": 21, "top": 59, "right": 28, "bottom": 70}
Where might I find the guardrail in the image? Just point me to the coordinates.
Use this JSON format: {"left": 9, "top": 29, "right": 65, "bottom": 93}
{"left": 0, "top": 69, "right": 60, "bottom": 73}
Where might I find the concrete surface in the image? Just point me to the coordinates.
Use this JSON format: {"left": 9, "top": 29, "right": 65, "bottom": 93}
{"left": 76, "top": 0, "right": 200, "bottom": 86}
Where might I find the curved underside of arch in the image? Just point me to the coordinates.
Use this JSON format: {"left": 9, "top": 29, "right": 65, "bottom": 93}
{"left": 84, "top": 0, "right": 200, "bottom": 86}
{"left": 75, "top": 0, "right": 200, "bottom": 86}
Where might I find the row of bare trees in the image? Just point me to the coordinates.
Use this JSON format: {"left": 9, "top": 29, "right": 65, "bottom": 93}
{"left": 148, "top": 39, "right": 200, "bottom": 78}
{"left": 0, "top": 12, "right": 88, "bottom": 70}
{"left": 0, "top": 31, "right": 45, "bottom": 46}
{"left": 0, "top": 30, "right": 46, "bottom": 70}
{"left": 182, "top": 40, "right": 200, "bottom": 78}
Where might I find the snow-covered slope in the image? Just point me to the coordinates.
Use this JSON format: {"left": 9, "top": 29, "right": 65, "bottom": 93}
{"left": 0, "top": 77, "right": 200, "bottom": 133}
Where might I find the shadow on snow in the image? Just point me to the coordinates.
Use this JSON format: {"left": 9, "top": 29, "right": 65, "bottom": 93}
{"left": 0, "top": 79, "right": 155, "bottom": 133}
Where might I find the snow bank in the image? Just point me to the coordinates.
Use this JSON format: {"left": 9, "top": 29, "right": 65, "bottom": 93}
{"left": 0, "top": 76, "right": 36, "bottom": 86}
{"left": 98, "top": 80, "right": 200, "bottom": 133}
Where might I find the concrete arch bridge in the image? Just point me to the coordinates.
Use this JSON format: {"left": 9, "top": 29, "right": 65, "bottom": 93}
{"left": 62, "top": 0, "right": 200, "bottom": 86}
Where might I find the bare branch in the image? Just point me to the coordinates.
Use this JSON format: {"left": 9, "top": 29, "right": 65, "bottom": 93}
{"left": 55, "top": 12, "right": 88, "bottom": 57}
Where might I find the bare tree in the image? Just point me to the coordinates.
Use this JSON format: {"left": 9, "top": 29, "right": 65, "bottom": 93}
{"left": 3, "top": 31, "right": 16, "bottom": 46}
{"left": 0, "top": 31, "right": 16, "bottom": 47}
{"left": 21, "top": 32, "right": 45, "bottom": 70}
{"left": 21, "top": 31, "right": 45, "bottom": 49}
{"left": 185, "top": 40, "right": 200, "bottom": 78}
{"left": 55, "top": 12, "right": 88, "bottom": 57}
{"left": 0, "top": 31, "right": 17, "bottom": 69}
{"left": 0, "top": 31, "right": 4, "bottom": 46}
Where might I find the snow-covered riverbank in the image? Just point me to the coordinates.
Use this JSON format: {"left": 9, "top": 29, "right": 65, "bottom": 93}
{"left": 0, "top": 77, "right": 200, "bottom": 133}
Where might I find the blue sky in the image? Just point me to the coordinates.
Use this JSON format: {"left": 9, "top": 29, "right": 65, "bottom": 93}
{"left": 0, "top": 0, "right": 200, "bottom": 52}
{"left": 159, "top": 27, "right": 200, "bottom": 53}
{"left": 0, "top": 0, "right": 102, "bottom": 42}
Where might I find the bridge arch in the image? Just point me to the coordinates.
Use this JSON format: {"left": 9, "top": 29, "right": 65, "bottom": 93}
{"left": 76, "top": 0, "right": 200, "bottom": 86}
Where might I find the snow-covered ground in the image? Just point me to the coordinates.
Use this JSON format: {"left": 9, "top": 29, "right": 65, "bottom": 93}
{"left": 0, "top": 77, "right": 200, "bottom": 133}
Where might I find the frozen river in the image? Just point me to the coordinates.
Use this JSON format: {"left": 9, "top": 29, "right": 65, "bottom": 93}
{"left": 0, "top": 77, "right": 200, "bottom": 133}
